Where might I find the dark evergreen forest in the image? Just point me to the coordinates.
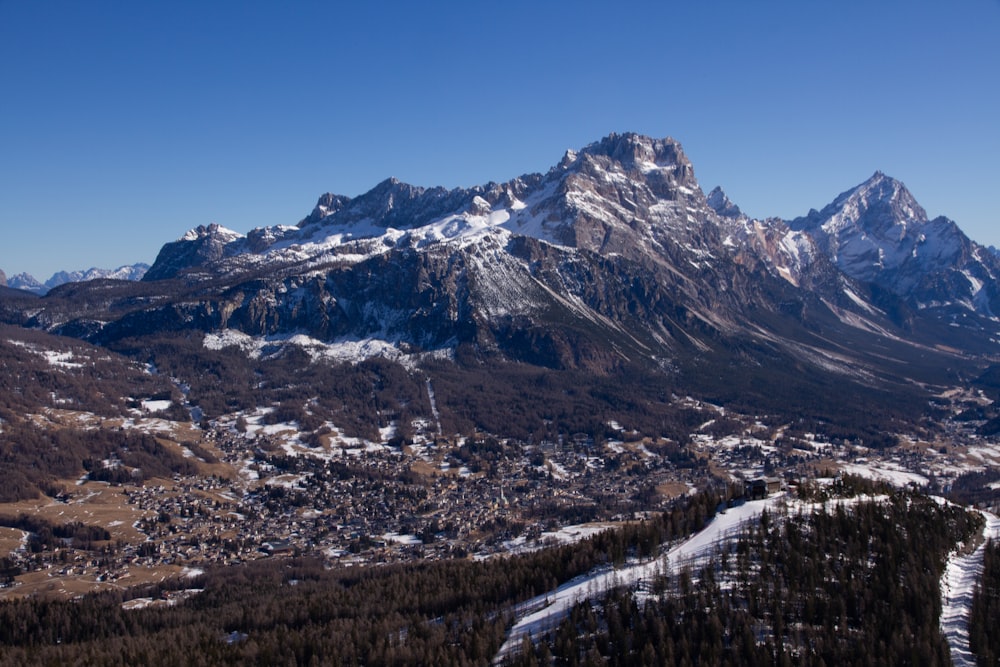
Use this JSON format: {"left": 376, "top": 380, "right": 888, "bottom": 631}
{"left": 0, "top": 484, "right": 989, "bottom": 666}
{"left": 970, "top": 538, "right": 1000, "bottom": 666}
{"left": 510, "top": 485, "right": 982, "bottom": 667}
{"left": 0, "top": 492, "right": 720, "bottom": 665}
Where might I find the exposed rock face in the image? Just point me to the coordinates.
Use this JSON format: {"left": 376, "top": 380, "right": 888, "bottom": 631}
{"left": 707, "top": 187, "right": 743, "bottom": 219}
{"left": 144, "top": 133, "right": 716, "bottom": 281}
{"left": 145, "top": 224, "right": 245, "bottom": 281}
{"left": 7, "top": 272, "right": 45, "bottom": 293}
{"left": 0, "top": 269, "right": 6, "bottom": 287}
{"left": 790, "top": 172, "right": 938, "bottom": 282}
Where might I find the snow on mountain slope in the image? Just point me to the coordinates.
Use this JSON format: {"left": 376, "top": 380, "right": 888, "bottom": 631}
{"left": 6, "top": 272, "right": 46, "bottom": 293}
{"left": 496, "top": 490, "right": 989, "bottom": 665}
{"left": 145, "top": 133, "right": 721, "bottom": 281}
{"left": 143, "top": 133, "right": 819, "bottom": 352}
{"left": 790, "top": 171, "right": 934, "bottom": 282}
{"left": 706, "top": 185, "right": 742, "bottom": 219}
{"left": 720, "top": 215, "right": 822, "bottom": 288}
{"left": 789, "top": 172, "right": 1000, "bottom": 316}
{"left": 15, "top": 131, "right": 997, "bottom": 386}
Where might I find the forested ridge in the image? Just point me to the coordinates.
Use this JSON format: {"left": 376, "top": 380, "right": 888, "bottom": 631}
{"left": 510, "top": 484, "right": 983, "bottom": 667}
{"left": 0, "top": 420, "right": 200, "bottom": 502}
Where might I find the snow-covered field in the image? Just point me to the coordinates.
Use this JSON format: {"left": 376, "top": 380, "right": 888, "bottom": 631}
{"left": 840, "top": 462, "right": 929, "bottom": 487}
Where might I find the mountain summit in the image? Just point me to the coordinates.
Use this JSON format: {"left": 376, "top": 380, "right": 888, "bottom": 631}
{"left": 8, "top": 135, "right": 995, "bottom": 361}
{"left": 706, "top": 187, "right": 743, "bottom": 219}
{"left": 145, "top": 132, "right": 711, "bottom": 280}
{"left": 789, "top": 171, "right": 999, "bottom": 315}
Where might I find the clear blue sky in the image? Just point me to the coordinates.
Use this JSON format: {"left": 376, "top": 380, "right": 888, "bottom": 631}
{"left": 2, "top": 0, "right": 998, "bottom": 280}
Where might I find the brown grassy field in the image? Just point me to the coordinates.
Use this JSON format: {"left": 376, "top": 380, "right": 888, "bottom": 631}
{"left": 0, "top": 482, "right": 148, "bottom": 543}
{"left": 1, "top": 563, "right": 193, "bottom": 601}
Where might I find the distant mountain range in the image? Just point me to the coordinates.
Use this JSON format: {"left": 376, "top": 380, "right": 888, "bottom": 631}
{"left": 2, "top": 264, "right": 149, "bottom": 295}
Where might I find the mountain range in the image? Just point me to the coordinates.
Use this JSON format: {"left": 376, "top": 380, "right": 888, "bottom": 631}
{"left": 3, "top": 132, "right": 1000, "bottom": 438}
{"left": 3, "top": 264, "right": 149, "bottom": 295}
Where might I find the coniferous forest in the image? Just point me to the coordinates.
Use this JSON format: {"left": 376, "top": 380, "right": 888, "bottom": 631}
{"left": 0, "top": 492, "right": 722, "bottom": 666}
{"left": 970, "top": 539, "right": 1000, "bottom": 666}
{"left": 0, "top": 483, "right": 989, "bottom": 666}
{"left": 510, "top": 486, "right": 981, "bottom": 667}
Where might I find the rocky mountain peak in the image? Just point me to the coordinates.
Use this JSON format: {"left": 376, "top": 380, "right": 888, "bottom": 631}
{"left": 180, "top": 223, "right": 242, "bottom": 243}
{"left": 7, "top": 273, "right": 45, "bottom": 293}
{"left": 300, "top": 192, "right": 352, "bottom": 227}
{"left": 786, "top": 171, "right": 999, "bottom": 314}
{"left": 578, "top": 133, "right": 687, "bottom": 172}
{"left": 0, "top": 268, "right": 6, "bottom": 287}
{"left": 11, "top": 130, "right": 1000, "bottom": 419}
{"left": 337, "top": 177, "right": 422, "bottom": 224}
{"left": 787, "top": 171, "right": 934, "bottom": 282}
{"left": 3, "top": 264, "right": 149, "bottom": 295}
{"left": 556, "top": 149, "right": 579, "bottom": 171}
{"left": 302, "top": 177, "right": 481, "bottom": 233}
{"left": 145, "top": 224, "right": 244, "bottom": 281}
{"left": 137, "top": 132, "right": 997, "bottom": 321}
{"left": 707, "top": 187, "right": 743, "bottom": 219}
{"left": 820, "top": 171, "right": 927, "bottom": 238}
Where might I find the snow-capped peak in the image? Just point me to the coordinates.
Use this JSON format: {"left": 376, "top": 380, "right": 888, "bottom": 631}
{"left": 787, "top": 171, "right": 934, "bottom": 281}
{"left": 145, "top": 133, "right": 722, "bottom": 280}
{"left": 826, "top": 171, "right": 927, "bottom": 234}
{"left": 140, "top": 132, "right": 997, "bottom": 323}
{"left": 787, "top": 171, "right": 999, "bottom": 315}
{"left": 181, "top": 223, "right": 243, "bottom": 243}
{"left": 6, "top": 264, "right": 150, "bottom": 295}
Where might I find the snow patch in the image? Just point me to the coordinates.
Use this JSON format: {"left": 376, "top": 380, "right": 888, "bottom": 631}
{"left": 840, "top": 462, "right": 928, "bottom": 488}
{"left": 204, "top": 330, "right": 452, "bottom": 368}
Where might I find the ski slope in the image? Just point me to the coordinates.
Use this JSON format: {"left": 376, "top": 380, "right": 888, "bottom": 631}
{"left": 493, "top": 494, "right": 786, "bottom": 664}
{"left": 941, "top": 510, "right": 1000, "bottom": 667}
{"left": 494, "top": 491, "right": 996, "bottom": 665}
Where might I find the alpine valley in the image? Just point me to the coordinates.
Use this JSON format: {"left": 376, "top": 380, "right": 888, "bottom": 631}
{"left": 3, "top": 133, "right": 1000, "bottom": 665}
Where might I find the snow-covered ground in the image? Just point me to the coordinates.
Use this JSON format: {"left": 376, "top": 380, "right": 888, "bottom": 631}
{"left": 940, "top": 510, "right": 1000, "bottom": 667}
{"left": 497, "top": 523, "right": 621, "bottom": 557}
{"left": 493, "top": 494, "right": 787, "bottom": 664}
{"left": 840, "top": 462, "right": 929, "bottom": 487}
